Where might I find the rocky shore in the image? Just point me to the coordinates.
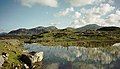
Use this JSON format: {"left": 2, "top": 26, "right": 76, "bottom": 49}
{"left": 0, "top": 39, "right": 44, "bottom": 69}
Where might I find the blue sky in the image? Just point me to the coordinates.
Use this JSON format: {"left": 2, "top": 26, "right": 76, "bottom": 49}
{"left": 0, "top": 0, "right": 120, "bottom": 32}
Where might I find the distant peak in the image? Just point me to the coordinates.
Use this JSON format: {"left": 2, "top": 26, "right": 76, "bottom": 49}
{"left": 76, "top": 24, "right": 102, "bottom": 32}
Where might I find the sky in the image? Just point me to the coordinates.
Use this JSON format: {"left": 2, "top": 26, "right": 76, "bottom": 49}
{"left": 0, "top": 0, "right": 120, "bottom": 32}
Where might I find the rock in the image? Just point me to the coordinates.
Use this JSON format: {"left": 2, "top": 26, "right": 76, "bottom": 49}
{"left": 0, "top": 52, "right": 9, "bottom": 68}
{"left": 2, "top": 52, "right": 9, "bottom": 59}
{"left": 23, "top": 50, "right": 29, "bottom": 53}
{"left": 19, "top": 54, "right": 32, "bottom": 69}
{"left": 29, "top": 51, "right": 43, "bottom": 63}
{"left": 113, "top": 43, "right": 120, "bottom": 47}
{"left": 0, "top": 56, "right": 4, "bottom": 67}
{"left": 19, "top": 51, "right": 43, "bottom": 69}
{"left": 24, "top": 64, "right": 29, "bottom": 69}
{"left": 32, "top": 62, "right": 42, "bottom": 69}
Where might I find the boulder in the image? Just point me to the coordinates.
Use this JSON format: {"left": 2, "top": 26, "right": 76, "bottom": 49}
{"left": 113, "top": 43, "right": 120, "bottom": 47}
{"left": 29, "top": 51, "right": 43, "bottom": 63}
{"left": 0, "top": 56, "right": 4, "bottom": 67}
{"left": 0, "top": 52, "right": 9, "bottom": 68}
{"left": 19, "top": 54, "right": 32, "bottom": 69}
{"left": 19, "top": 51, "right": 43, "bottom": 69}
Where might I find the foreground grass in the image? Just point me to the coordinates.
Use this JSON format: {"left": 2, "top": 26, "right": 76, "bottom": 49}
{"left": 0, "top": 39, "right": 23, "bottom": 68}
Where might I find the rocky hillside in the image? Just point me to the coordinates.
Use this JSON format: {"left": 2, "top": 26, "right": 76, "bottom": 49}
{"left": 76, "top": 24, "right": 102, "bottom": 32}
{"left": 8, "top": 26, "right": 57, "bottom": 35}
{"left": 7, "top": 24, "right": 102, "bottom": 36}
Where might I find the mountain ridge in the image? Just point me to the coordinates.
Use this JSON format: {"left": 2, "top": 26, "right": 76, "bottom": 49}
{"left": 7, "top": 24, "right": 120, "bottom": 35}
{"left": 8, "top": 26, "right": 58, "bottom": 35}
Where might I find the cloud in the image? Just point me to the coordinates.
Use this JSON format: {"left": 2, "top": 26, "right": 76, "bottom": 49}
{"left": 67, "top": 0, "right": 93, "bottom": 7}
{"left": 80, "top": 3, "right": 115, "bottom": 16}
{"left": 21, "top": 0, "right": 58, "bottom": 7}
{"left": 52, "top": 0, "right": 119, "bottom": 28}
{"left": 50, "top": 22, "right": 60, "bottom": 26}
{"left": 98, "top": 4, "right": 115, "bottom": 15}
{"left": 57, "top": 7, "right": 74, "bottom": 16}
{"left": 74, "top": 12, "right": 81, "bottom": 18}
{"left": 69, "top": 3, "right": 118, "bottom": 28}
{"left": 66, "top": 0, "right": 114, "bottom": 7}
{"left": 105, "top": 10, "right": 120, "bottom": 25}
{"left": 70, "top": 19, "right": 86, "bottom": 28}
{"left": 108, "top": 0, "right": 114, "bottom": 4}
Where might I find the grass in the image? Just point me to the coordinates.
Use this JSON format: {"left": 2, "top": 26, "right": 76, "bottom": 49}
{"left": 25, "top": 30, "right": 120, "bottom": 47}
{"left": 0, "top": 39, "right": 23, "bottom": 68}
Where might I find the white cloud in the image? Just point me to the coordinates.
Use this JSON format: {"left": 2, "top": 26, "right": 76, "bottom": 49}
{"left": 52, "top": 0, "right": 119, "bottom": 27}
{"left": 108, "top": 0, "right": 114, "bottom": 4}
{"left": 116, "top": 10, "right": 120, "bottom": 15}
{"left": 80, "top": 3, "right": 115, "bottom": 15}
{"left": 98, "top": 4, "right": 115, "bottom": 15}
{"left": 105, "top": 10, "right": 120, "bottom": 25}
{"left": 58, "top": 7, "right": 74, "bottom": 16}
{"left": 75, "top": 12, "right": 81, "bottom": 18}
{"left": 69, "top": 3, "right": 118, "bottom": 28}
{"left": 67, "top": 0, "right": 114, "bottom": 7}
{"left": 70, "top": 19, "right": 86, "bottom": 28}
{"left": 67, "top": 0, "right": 94, "bottom": 7}
{"left": 21, "top": 0, "right": 58, "bottom": 7}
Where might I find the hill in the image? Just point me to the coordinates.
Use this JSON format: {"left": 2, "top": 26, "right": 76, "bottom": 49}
{"left": 76, "top": 24, "right": 102, "bottom": 32}
{"left": 8, "top": 26, "right": 57, "bottom": 35}
{"left": 97, "top": 26, "right": 120, "bottom": 31}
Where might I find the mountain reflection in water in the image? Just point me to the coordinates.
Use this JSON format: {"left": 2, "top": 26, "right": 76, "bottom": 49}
{"left": 24, "top": 43, "right": 120, "bottom": 69}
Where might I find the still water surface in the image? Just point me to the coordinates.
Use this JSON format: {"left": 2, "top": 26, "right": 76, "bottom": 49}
{"left": 24, "top": 43, "right": 120, "bottom": 69}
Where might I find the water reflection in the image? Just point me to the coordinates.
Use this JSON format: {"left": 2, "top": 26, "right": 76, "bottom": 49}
{"left": 24, "top": 43, "right": 120, "bottom": 69}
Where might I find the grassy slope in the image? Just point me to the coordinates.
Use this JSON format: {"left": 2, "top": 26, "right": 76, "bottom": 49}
{"left": 0, "top": 39, "right": 23, "bottom": 68}
{"left": 28, "top": 30, "right": 120, "bottom": 47}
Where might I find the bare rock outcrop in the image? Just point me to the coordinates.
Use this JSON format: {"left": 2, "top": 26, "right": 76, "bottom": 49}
{"left": 0, "top": 52, "right": 9, "bottom": 68}
{"left": 19, "top": 51, "right": 43, "bottom": 69}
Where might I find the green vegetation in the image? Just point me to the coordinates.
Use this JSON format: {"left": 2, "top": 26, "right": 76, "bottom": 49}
{"left": 3, "top": 25, "right": 120, "bottom": 48}
{"left": 0, "top": 39, "right": 23, "bottom": 68}
{"left": 26, "top": 29, "right": 120, "bottom": 47}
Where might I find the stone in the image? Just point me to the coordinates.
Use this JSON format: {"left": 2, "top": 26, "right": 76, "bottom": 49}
{"left": 24, "top": 64, "right": 29, "bottom": 69}
{"left": 19, "top": 51, "right": 43, "bottom": 69}
{"left": 113, "top": 43, "right": 120, "bottom": 47}
{"left": 30, "top": 52, "right": 43, "bottom": 63}
{"left": 19, "top": 54, "right": 32, "bottom": 69}
{"left": 0, "top": 52, "right": 9, "bottom": 68}
{"left": 0, "top": 56, "right": 4, "bottom": 67}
